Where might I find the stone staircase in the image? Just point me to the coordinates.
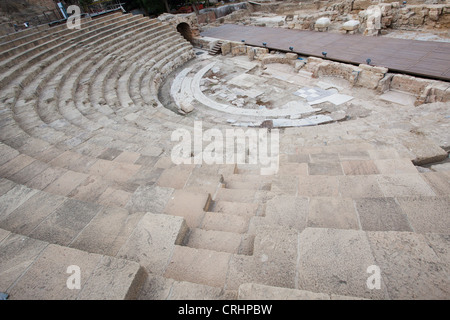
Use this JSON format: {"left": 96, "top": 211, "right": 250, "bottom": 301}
{"left": 0, "top": 11, "right": 449, "bottom": 300}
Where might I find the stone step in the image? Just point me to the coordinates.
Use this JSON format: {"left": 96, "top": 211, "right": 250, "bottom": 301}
{"left": 235, "top": 164, "right": 264, "bottom": 175}
{"left": 223, "top": 173, "right": 272, "bottom": 190}
{"left": 0, "top": 229, "right": 147, "bottom": 300}
{"left": 0, "top": 178, "right": 17, "bottom": 196}
{"left": 117, "top": 212, "right": 188, "bottom": 276}
{"left": 211, "top": 200, "right": 259, "bottom": 217}
{"left": 285, "top": 142, "right": 377, "bottom": 155}
{"left": 139, "top": 274, "right": 237, "bottom": 300}
{"left": 277, "top": 162, "right": 309, "bottom": 176}
{"left": 224, "top": 180, "right": 271, "bottom": 190}
{"left": 296, "top": 227, "right": 450, "bottom": 299}
{"left": 202, "top": 211, "right": 250, "bottom": 233}
{"left": 0, "top": 184, "right": 39, "bottom": 218}
{"left": 1, "top": 17, "right": 166, "bottom": 94}
{"left": 208, "top": 41, "right": 223, "bottom": 56}
{"left": 395, "top": 196, "right": 450, "bottom": 234}
{"left": 225, "top": 224, "right": 299, "bottom": 291}
{"left": 185, "top": 228, "right": 253, "bottom": 255}
{"left": 156, "top": 164, "right": 195, "bottom": 189}
{"left": 430, "top": 162, "right": 450, "bottom": 172}
{"left": 164, "top": 245, "right": 232, "bottom": 288}
{"left": 0, "top": 178, "right": 144, "bottom": 256}
{"left": 0, "top": 14, "right": 146, "bottom": 62}
{"left": 0, "top": 12, "right": 123, "bottom": 53}
{"left": 223, "top": 172, "right": 272, "bottom": 182}
{"left": 420, "top": 171, "right": 450, "bottom": 196}
{"left": 36, "top": 47, "right": 189, "bottom": 139}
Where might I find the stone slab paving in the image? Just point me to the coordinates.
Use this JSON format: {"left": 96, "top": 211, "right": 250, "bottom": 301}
{"left": 117, "top": 212, "right": 187, "bottom": 275}
{"left": 139, "top": 275, "right": 236, "bottom": 300}
{"left": 186, "top": 229, "right": 243, "bottom": 254}
{"left": 238, "top": 283, "right": 366, "bottom": 300}
{"left": 308, "top": 162, "right": 343, "bottom": 176}
{"left": 28, "top": 198, "right": 102, "bottom": 246}
{"left": 0, "top": 154, "right": 35, "bottom": 179}
{"left": 341, "top": 160, "right": 380, "bottom": 175}
{"left": 376, "top": 174, "right": 437, "bottom": 197}
{"left": 420, "top": 172, "right": 450, "bottom": 196}
{"left": 0, "top": 178, "right": 16, "bottom": 196}
{"left": 202, "top": 211, "right": 249, "bottom": 233}
{"left": 298, "top": 175, "right": 340, "bottom": 197}
{"left": 9, "top": 161, "right": 50, "bottom": 186}
{"left": 43, "top": 170, "right": 89, "bottom": 196}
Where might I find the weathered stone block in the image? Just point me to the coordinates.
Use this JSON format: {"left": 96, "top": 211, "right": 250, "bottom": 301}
{"left": 390, "top": 74, "right": 430, "bottom": 96}
{"left": 117, "top": 213, "right": 188, "bottom": 275}
{"left": 315, "top": 17, "right": 331, "bottom": 28}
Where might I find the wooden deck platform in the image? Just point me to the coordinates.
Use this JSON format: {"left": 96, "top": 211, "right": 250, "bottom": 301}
{"left": 201, "top": 24, "right": 450, "bottom": 82}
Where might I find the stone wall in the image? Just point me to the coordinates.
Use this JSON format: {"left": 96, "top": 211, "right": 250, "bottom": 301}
{"left": 26, "top": 0, "right": 58, "bottom": 11}
{"left": 359, "top": 2, "right": 450, "bottom": 35}
{"left": 389, "top": 74, "right": 450, "bottom": 105}
{"left": 197, "top": 11, "right": 216, "bottom": 24}
{"left": 158, "top": 12, "right": 200, "bottom": 38}
{"left": 0, "top": 0, "right": 62, "bottom": 35}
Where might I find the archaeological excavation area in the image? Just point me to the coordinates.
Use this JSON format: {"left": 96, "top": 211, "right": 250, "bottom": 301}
{"left": 0, "top": 0, "right": 449, "bottom": 301}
